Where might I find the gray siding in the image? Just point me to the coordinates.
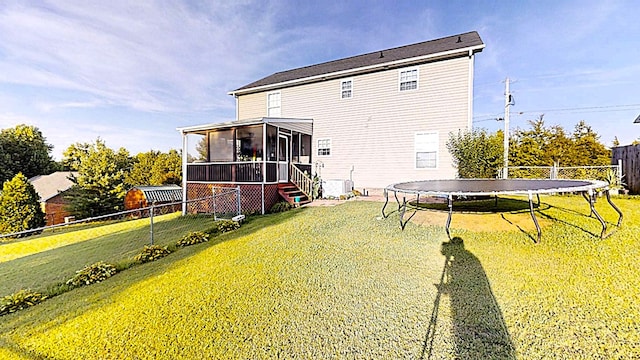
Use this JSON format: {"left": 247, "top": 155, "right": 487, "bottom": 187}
{"left": 236, "top": 56, "right": 473, "bottom": 189}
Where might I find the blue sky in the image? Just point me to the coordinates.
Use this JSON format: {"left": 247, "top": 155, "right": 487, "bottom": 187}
{"left": 1, "top": 0, "right": 639, "bottom": 160}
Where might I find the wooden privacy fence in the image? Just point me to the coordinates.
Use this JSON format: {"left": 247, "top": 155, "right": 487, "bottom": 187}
{"left": 612, "top": 144, "right": 640, "bottom": 194}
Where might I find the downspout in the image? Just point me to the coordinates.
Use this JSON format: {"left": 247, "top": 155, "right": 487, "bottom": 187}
{"left": 235, "top": 95, "right": 239, "bottom": 121}
{"left": 181, "top": 131, "right": 188, "bottom": 216}
{"left": 467, "top": 49, "right": 475, "bottom": 129}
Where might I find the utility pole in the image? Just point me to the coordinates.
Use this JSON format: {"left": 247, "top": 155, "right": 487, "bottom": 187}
{"left": 502, "top": 77, "right": 513, "bottom": 179}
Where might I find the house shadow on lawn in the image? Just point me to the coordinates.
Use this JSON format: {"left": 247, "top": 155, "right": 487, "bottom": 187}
{"left": 421, "top": 237, "right": 516, "bottom": 360}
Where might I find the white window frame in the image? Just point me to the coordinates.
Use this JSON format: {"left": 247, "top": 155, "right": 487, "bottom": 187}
{"left": 340, "top": 78, "right": 353, "bottom": 99}
{"left": 317, "top": 138, "right": 331, "bottom": 157}
{"left": 414, "top": 131, "right": 438, "bottom": 169}
{"left": 267, "top": 91, "right": 281, "bottom": 117}
{"left": 399, "top": 67, "right": 419, "bottom": 92}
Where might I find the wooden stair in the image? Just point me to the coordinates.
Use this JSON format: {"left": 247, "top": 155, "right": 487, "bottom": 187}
{"left": 278, "top": 182, "right": 311, "bottom": 206}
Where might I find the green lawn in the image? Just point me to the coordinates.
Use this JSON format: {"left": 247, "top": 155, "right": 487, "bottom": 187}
{"left": 0, "top": 196, "right": 639, "bottom": 359}
{"left": 0, "top": 213, "right": 214, "bottom": 295}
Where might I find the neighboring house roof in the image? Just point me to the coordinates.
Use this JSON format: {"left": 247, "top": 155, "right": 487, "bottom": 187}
{"left": 230, "top": 31, "right": 484, "bottom": 96}
{"left": 634, "top": 114, "right": 639, "bottom": 123}
{"left": 28, "top": 171, "right": 77, "bottom": 202}
{"left": 133, "top": 185, "right": 183, "bottom": 203}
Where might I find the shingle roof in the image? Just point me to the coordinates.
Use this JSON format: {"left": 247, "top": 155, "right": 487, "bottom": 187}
{"left": 135, "top": 185, "right": 183, "bottom": 203}
{"left": 28, "top": 171, "right": 77, "bottom": 202}
{"left": 231, "top": 31, "right": 484, "bottom": 95}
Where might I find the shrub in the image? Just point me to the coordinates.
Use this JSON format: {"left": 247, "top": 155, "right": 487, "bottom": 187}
{"left": 217, "top": 219, "right": 240, "bottom": 233}
{"left": 66, "top": 261, "right": 117, "bottom": 287}
{"left": 177, "top": 231, "right": 209, "bottom": 247}
{"left": 0, "top": 289, "right": 47, "bottom": 316}
{"left": 270, "top": 201, "right": 292, "bottom": 213}
{"left": 134, "top": 245, "right": 171, "bottom": 264}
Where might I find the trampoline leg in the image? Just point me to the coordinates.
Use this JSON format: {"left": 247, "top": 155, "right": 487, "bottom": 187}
{"left": 587, "top": 189, "right": 608, "bottom": 239}
{"left": 399, "top": 196, "right": 418, "bottom": 230}
{"left": 394, "top": 191, "right": 401, "bottom": 211}
{"left": 536, "top": 193, "right": 541, "bottom": 208}
{"left": 582, "top": 192, "right": 595, "bottom": 217}
{"left": 381, "top": 189, "right": 390, "bottom": 218}
{"left": 445, "top": 195, "right": 453, "bottom": 241}
{"left": 605, "top": 189, "right": 623, "bottom": 227}
{"left": 528, "top": 191, "right": 542, "bottom": 243}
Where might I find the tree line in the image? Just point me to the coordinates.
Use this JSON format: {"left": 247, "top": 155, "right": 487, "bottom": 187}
{"left": 0, "top": 124, "right": 182, "bottom": 235}
{"left": 447, "top": 118, "right": 612, "bottom": 178}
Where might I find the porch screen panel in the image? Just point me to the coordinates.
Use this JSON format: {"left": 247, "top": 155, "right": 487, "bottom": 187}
{"left": 266, "top": 125, "right": 278, "bottom": 161}
{"left": 209, "top": 130, "right": 234, "bottom": 161}
{"left": 236, "top": 125, "right": 263, "bottom": 161}
{"left": 300, "top": 134, "right": 311, "bottom": 164}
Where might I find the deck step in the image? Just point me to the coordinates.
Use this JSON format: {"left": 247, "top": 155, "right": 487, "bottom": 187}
{"left": 278, "top": 182, "right": 311, "bottom": 206}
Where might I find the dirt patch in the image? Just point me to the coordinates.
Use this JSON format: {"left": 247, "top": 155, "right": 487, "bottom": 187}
{"left": 409, "top": 208, "right": 551, "bottom": 232}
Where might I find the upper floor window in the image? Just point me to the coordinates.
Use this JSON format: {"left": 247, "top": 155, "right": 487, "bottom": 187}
{"left": 267, "top": 91, "right": 281, "bottom": 117}
{"left": 341, "top": 79, "right": 353, "bottom": 99}
{"left": 399, "top": 68, "right": 418, "bottom": 91}
{"left": 317, "top": 138, "right": 331, "bottom": 156}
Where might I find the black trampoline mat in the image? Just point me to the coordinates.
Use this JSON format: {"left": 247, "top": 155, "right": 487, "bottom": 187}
{"left": 387, "top": 179, "right": 607, "bottom": 196}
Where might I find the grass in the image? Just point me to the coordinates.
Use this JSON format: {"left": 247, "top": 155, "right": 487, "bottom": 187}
{"left": 0, "top": 195, "right": 639, "bottom": 359}
{"left": 0, "top": 212, "right": 214, "bottom": 295}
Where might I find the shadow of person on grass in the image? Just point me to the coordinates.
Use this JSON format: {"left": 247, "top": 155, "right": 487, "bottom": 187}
{"left": 421, "top": 237, "right": 516, "bottom": 359}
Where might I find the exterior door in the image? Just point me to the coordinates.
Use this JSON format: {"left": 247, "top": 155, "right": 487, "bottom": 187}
{"left": 278, "top": 135, "right": 289, "bottom": 182}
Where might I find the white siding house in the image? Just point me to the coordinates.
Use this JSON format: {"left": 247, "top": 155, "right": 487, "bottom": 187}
{"left": 230, "top": 32, "right": 484, "bottom": 189}
{"left": 179, "top": 31, "right": 484, "bottom": 213}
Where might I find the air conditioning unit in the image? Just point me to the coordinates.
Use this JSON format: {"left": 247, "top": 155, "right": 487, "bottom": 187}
{"left": 322, "top": 179, "right": 354, "bottom": 198}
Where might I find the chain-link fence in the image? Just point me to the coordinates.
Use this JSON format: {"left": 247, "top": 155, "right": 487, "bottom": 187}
{"left": 0, "top": 189, "right": 241, "bottom": 297}
{"left": 503, "top": 161, "right": 624, "bottom": 188}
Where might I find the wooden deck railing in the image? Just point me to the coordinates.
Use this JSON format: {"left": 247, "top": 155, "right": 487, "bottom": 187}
{"left": 290, "top": 163, "right": 313, "bottom": 198}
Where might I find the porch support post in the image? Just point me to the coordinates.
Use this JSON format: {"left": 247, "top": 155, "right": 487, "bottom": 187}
{"left": 181, "top": 131, "right": 188, "bottom": 216}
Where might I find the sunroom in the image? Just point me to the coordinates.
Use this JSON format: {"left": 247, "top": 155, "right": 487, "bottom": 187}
{"left": 177, "top": 117, "right": 313, "bottom": 214}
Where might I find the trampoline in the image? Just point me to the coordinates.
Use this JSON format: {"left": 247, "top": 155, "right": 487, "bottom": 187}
{"left": 382, "top": 179, "right": 623, "bottom": 242}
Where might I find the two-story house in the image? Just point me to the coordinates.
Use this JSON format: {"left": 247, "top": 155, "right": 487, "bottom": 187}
{"left": 178, "top": 31, "right": 484, "bottom": 214}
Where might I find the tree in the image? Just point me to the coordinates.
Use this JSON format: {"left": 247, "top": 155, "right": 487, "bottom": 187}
{"left": 125, "top": 150, "right": 182, "bottom": 186}
{"left": 509, "top": 118, "right": 609, "bottom": 169}
{"left": 0, "top": 124, "right": 54, "bottom": 183}
{"left": 0, "top": 173, "right": 46, "bottom": 235}
{"left": 63, "top": 139, "right": 131, "bottom": 218}
{"left": 447, "top": 128, "right": 503, "bottom": 178}
{"left": 570, "top": 120, "right": 610, "bottom": 166}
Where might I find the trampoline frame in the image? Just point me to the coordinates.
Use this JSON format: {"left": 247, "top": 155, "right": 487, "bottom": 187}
{"left": 381, "top": 179, "right": 623, "bottom": 242}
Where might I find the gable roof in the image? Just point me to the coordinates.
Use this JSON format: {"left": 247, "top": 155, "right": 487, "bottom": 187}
{"left": 28, "top": 171, "right": 77, "bottom": 202}
{"left": 230, "top": 31, "right": 484, "bottom": 96}
{"left": 634, "top": 114, "right": 640, "bottom": 123}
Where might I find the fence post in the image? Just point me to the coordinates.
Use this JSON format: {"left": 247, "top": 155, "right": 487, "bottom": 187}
{"left": 149, "top": 201, "right": 155, "bottom": 245}
{"left": 213, "top": 187, "right": 217, "bottom": 221}
{"left": 617, "top": 159, "right": 623, "bottom": 187}
{"left": 236, "top": 186, "right": 241, "bottom": 216}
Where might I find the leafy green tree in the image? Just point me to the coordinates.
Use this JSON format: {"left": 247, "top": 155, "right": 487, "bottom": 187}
{"left": 0, "top": 124, "right": 54, "bottom": 183}
{"left": 0, "top": 173, "right": 46, "bottom": 235}
{"left": 64, "top": 139, "right": 131, "bottom": 218}
{"left": 125, "top": 150, "right": 182, "bottom": 186}
{"left": 570, "top": 120, "right": 610, "bottom": 166}
{"left": 447, "top": 128, "right": 503, "bottom": 178}
{"left": 509, "top": 118, "right": 608, "bottom": 169}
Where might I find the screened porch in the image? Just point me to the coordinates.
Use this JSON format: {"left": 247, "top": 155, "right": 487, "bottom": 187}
{"left": 179, "top": 118, "right": 313, "bottom": 184}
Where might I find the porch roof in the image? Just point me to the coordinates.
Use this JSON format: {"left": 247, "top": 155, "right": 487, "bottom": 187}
{"left": 177, "top": 117, "right": 313, "bottom": 135}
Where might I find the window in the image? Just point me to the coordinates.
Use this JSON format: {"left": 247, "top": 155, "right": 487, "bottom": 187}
{"left": 399, "top": 68, "right": 418, "bottom": 91}
{"left": 317, "top": 138, "right": 331, "bottom": 156}
{"left": 267, "top": 91, "right": 281, "bottom": 117}
{"left": 415, "top": 132, "right": 438, "bottom": 168}
{"left": 341, "top": 79, "right": 353, "bottom": 99}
